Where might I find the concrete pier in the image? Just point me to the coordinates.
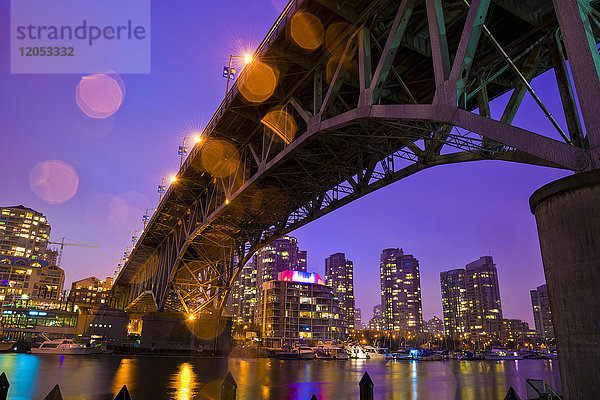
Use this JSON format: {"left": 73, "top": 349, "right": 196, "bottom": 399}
{"left": 530, "top": 169, "right": 600, "bottom": 400}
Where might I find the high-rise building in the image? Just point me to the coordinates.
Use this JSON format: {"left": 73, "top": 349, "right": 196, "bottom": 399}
{"left": 354, "top": 308, "right": 362, "bottom": 329}
{"left": 252, "top": 236, "right": 308, "bottom": 325}
{"left": 325, "top": 252, "right": 355, "bottom": 329}
{"left": 0, "top": 206, "right": 51, "bottom": 261}
{"left": 380, "top": 248, "right": 423, "bottom": 333}
{"left": 531, "top": 284, "right": 554, "bottom": 342}
{"left": 260, "top": 270, "right": 347, "bottom": 347}
{"left": 440, "top": 256, "right": 503, "bottom": 342}
{"left": 230, "top": 258, "right": 258, "bottom": 325}
{"left": 369, "top": 304, "right": 385, "bottom": 331}
{"left": 440, "top": 268, "right": 468, "bottom": 338}
{"left": 465, "top": 256, "right": 503, "bottom": 339}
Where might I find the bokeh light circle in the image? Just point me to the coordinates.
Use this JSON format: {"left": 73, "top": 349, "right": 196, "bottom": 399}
{"left": 325, "top": 21, "right": 351, "bottom": 56}
{"left": 76, "top": 73, "right": 125, "bottom": 118}
{"left": 291, "top": 11, "right": 324, "bottom": 51}
{"left": 261, "top": 109, "right": 297, "bottom": 144}
{"left": 29, "top": 160, "right": 79, "bottom": 204}
{"left": 239, "top": 61, "right": 278, "bottom": 103}
{"left": 200, "top": 139, "right": 241, "bottom": 178}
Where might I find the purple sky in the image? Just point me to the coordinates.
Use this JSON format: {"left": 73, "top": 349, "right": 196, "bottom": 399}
{"left": 0, "top": 1, "right": 574, "bottom": 325}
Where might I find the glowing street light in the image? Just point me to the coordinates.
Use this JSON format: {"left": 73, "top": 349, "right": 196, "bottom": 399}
{"left": 223, "top": 52, "right": 254, "bottom": 96}
{"left": 158, "top": 175, "right": 177, "bottom": 202}
{"left": 178, "top": 133, "right": 204, "bottom": 168}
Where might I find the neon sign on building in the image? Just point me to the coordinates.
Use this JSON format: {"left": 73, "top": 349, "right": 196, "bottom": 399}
{"left": 278, "top": 270, "right": 324, "bottom": 285}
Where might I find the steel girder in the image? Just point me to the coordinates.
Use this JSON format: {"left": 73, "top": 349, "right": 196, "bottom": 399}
{"left": 111, "top": 0, "right": 600, "bottom": 315}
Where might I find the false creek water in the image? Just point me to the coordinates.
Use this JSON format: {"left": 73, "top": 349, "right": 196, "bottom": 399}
{"left": 0, "top": 354, "right": 560, "bottom": 399}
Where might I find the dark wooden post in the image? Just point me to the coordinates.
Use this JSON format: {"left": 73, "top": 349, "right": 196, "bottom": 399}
{"left": 0, "top": 372, "right": 9, "bottom": 400}
{"left": 114, "top": 385, "right": 132, "bottom": 400}
{"left": 309, "top": 396, "right": 318, "bottom": 400}
{"left": 359, "top": 371, "right": 374, "bottom": 400}
{"left": 503, "top": 387, "right": 521, "bottom": 400}
{"left": 43, "top": 384, "right": 63, "bottom": 400}
{"left": 221, "top": 371, "right": 237, "bottom": 400}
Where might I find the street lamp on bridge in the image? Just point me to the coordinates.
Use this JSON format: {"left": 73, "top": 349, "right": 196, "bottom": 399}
{"left": 178, "top": 134, "right": 202, "bottom": 168}
{"left": 223, "top": 52, "right": 253, "bottom": 96}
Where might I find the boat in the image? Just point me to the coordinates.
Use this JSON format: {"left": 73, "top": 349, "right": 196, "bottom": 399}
{"left": 321, "top": 344, "right": 349, "bottom": 359}
{"left": 293, "top": 346, "right": 315, "bottom": 360}
{"left": 0, "top": 341, "right": 16, "bottom": 352}
{"left": 30, "top": 335, "right": 93, "bottom": 355}
{"left": 345, "top": 345, "right": 368, "bottom": 359}
{"left": 314, "top": 346, "right": 333, "bottom": 359}
{"left": 363, "top": 346, "right": 386, "bottom": 359}
{"left": 485, "top": 348, "right": 523, "bottom": 360}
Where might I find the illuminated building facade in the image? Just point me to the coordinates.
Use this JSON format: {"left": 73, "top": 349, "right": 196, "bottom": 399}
{"left": 500, "top": 318, "right": 530, "bottom": 349}
{"left": 0, "top": 256, "right": 64, "bottom": 303}
{"left": 254, "top": 236, "right": 307, "bottom": 324}
{"left": 465, "top": 256, "right": 503, "bottom": 339}
{"left": 229, "top": 259, "right": 257, "bottom": 325}
{"left": 0, "top": 206, "right": 51, "bottom": 261}
{"left": 531, "top": 283, "right": 554, "bottom": 342}
{"left": 70, "top": 276, "right": 113, "bottom": 307}
{"left": 324, "top": 252, "right": 355, "bottom": 329}
{"left": 260, "top": 270, "right": 346, "bottom": 347}
{"left": 380, "top": 248, "right": 423, "bottom": 333}
{"left": 369, "top": 304, "right": 384, "bottom": 331}
{"left": 354, "top": 308, "right": 362, "bottom": 329}
{"left": 424, "top": 315, "right": 445, "bottom": 336}
{"left": 440, "top": 268, "right": 468, "bottom": 338}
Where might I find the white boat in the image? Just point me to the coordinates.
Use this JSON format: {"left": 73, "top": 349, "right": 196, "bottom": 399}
{"left": 293, "top": 346, "right": 315, "bottom": 359}
{"left": 321, "top": 344, "right": 349, "bottom": 359}
{"left": 31, "top": 336, "right": 93, "bottom": 355}
{"left": 363, "top": 346, "right": 386, "bottom": 359}
{"left": 485, "top": 348, "right": 523, "bottom": 360}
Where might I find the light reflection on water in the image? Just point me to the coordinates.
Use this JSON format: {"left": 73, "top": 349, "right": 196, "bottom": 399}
{"left": 0, "top": 354, "right": 560, "bottom": 400}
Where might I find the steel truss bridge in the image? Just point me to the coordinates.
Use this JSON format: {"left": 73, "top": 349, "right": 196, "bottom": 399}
{"left": 111, "top": 0, "right": 600, "bottom": 316}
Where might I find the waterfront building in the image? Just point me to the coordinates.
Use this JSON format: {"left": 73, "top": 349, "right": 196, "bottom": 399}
{"left": 500, "top": 318, "right": 530, "bottom": 349}
{"left": 253, "top": 236, "right": 307, "bottom": 325}
{"left": 424, "top": 316, "right": 445, "bottom": 336}
{"left": 354, "top": 308, "right": 362, "bottom": 329}
{"left": 260, "top": 270, "right": 347, "bottom": 347}
{"left": 324, "top": 252, "right": 355, "bottom": 329}
{"left": 369, "top": 304, "right": 385, "bottom": 331}
{"left": 0, "top": 256, "right": 64, "bottom": 303}
{"left": 0, "top": 205, "right": 52, "bottom": 261}
{"left": 530, "top": 284, "right": 554, "bottom": 342}
{"left": 229, "top": 258, "right": 257, "bottom": 325}
{"left": 70, "top": 276, "right": 113, "bottom": 307}
{"left": 465, "top": 256, "right": 503, "bottom": 340}
{"left": 379, "top": 248, "right": 423, "bottom": 333}
{"left": 440, "top": 268, "right": 468, "bottom": 338}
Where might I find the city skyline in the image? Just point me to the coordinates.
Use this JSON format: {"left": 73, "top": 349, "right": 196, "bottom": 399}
{"left": 0, "top": 0, "right": 567, "bottom": 327}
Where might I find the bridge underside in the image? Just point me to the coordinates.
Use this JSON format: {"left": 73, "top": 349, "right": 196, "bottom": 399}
{"left": 111, "top": 0, "right": 600, "bottom": 317}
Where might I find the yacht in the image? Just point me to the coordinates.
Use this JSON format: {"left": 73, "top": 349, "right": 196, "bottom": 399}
{"left": 321, "top": 344, "right": 349, "bottom": 360}
{"left": 485, "top": 348, "right": 523, "bottom": 360}
{"left": 363, "top": 346, "right": 386, "bottom": 359}
{"left": 30, "top": 336, "right": 93, "bottom": 355}
{"left": 293, "top": 346, "right": 315, "bottom": 360}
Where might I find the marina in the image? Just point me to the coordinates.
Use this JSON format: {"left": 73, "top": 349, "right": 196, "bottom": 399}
{"left": 0, "top": 353, "right": 561, "bottom": 399}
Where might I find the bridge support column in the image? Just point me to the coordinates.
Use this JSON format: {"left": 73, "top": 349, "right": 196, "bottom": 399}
{"left": 530, "top": 169, "right": 600, "bottom": 400}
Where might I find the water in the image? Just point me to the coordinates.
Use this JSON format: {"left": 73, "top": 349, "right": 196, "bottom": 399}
{"left": 0, "top": 354, "right": 561, "bottom": 399}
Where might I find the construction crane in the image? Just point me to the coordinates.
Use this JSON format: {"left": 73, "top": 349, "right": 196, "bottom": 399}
{"left": 47, "top": 237, "right": 101, "bottom": 267}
